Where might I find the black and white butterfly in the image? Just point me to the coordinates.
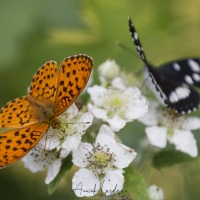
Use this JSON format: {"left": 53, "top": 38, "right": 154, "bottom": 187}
{"left": 128, "top": 16, "right": 200, "bottom": 114}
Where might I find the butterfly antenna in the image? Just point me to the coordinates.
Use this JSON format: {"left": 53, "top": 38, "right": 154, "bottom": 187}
{"left": 116, "top": 41, "right": 135, "bottom": 55}
{"left": 47, "top": 132, "right": 55, "bottom": 151}
{"left": 128, "top": 16, "right": 149, "bottom": 65}
{"left": 44, "top": 132, "right": 48, "bottom": 150}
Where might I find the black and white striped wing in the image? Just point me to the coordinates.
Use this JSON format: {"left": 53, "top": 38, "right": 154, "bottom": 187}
{"left": 128, "top": 16, "right": 200, "bottom": 114}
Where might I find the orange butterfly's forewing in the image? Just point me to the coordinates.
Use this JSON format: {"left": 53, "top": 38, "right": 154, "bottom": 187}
{"left": 0, "top": 123, "right": 49, "bottom": 168}
{"left": 0, "top": 54, "right": 93, "bottom": 168}
{"left": 55, "top": 54, "right": 93, "bottom": 115}
{"left": 29, "top": 61, "right": 58, "bottom": 103}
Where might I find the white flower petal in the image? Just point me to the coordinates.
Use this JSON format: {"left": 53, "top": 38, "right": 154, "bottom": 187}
{"left": 72, "top": 143, "right": 93, "bottom": 167}
{"left": 22, "top": 153, "right": 45, "bottom": 172}
{"left": 98, "top": 59, "right": 120, "bottom": 82}
{"left": 45, "top": 158, "right": 62, "bottom": 184}
{"left": 72, "top": 168, "right": 100, "bottom": 197}
{"left": 95, "top": 125, "right": 116, "bottom": 147}
{"left": 138, "top": 101, "right": 159, "bottom": 126}
{"left": 148, "top": 185, "right": 164, "bottom": 200}
{"left": 146, "top": 126, "right": 167, "bottom": 148}
{"left": 111, "top": 77, "right": 126, "bottom": 90}
{"left": 182, "top": 117, "right": 200, "bottom": 130}
{"left": 125, "top": 99, "right": 148, "bottom": 120}
{"left": 76, "top": 112, "right": 93, "bottom": 132}
{"left": 124, "top": 87, "right": 140, "bottom": 98}
{"left": 106, "top": 115, "right": 126, "bottom": 132}
{"left": 65, "top": 103, "right": 78, "bottom": 119}
{"left": 22, "top": 144, "right": 57, "bottom": 173}
{"left": 60, "top": 148, "right": 70, "bottom": 158}
{"left": 87, "top": 85, "right": 107, "bottom": 106}
{"left": 39, "top": 133, "right": 59, "bottom": 151}
{"left": 62, "top": 134, "right": 82, "bottom": 152}
{"left": 88, "top": 103, "right": 107, "bottom": 119}
{"left": 170, "top": 129, "right": 198, "bottom": 157}
{"left": 122, "top": 87, "right": 148, "bottom": 120}
{"left": 102, "top": 169, "right": 124, "bottom": 196}
{"left": 113, "top": 143, "right": 137, "bottom": 168}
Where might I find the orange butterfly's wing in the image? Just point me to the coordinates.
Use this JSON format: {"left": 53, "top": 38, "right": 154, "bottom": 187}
{"left": 0, "top": 54, "right": 93, "bottom": 168}
{"left": 28, "top": 60, "right": 58, "bottom": 104}
{"left": 0, "top": 122, "right": 49, "bottom": 168}
{"left": 54, "top": 54, "right": 93, "bottom": 115}
{"left": 0, "top": 96, "right": 39, "bottom": 129}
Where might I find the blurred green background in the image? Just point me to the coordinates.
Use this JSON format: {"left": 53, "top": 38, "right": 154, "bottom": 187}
{"left": 1, "top": 0, "right": 200, "bottom": 199}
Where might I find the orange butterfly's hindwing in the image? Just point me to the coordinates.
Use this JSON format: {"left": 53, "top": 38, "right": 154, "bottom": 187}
{"left": 0, "top": 123, "right": 49, "bottom": 168}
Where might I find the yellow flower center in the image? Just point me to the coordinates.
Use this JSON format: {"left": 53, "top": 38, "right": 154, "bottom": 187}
{"left": 87, "top": 144, "right": 115, "bottom": 174}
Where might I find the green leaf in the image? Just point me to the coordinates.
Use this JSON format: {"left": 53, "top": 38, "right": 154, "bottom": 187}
{"left": 122, "top": 166, "right": 150, "bottom": 200}
{"left": 153, "top": 150, "right": 195, "bottom": 169}
{"left": 48, "top": 154, "right": 73, "bottom": 195}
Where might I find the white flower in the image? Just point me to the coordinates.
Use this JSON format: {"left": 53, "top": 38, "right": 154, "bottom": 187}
{"left": 72, "top": 125, "right": 136, "bottom": 197}
{"left": 22, "top": 103, "right": 93, "bottom": 183}
{"left": 87, "top": 85, "right": 148, "bottom": 131}
{"left": 148, "top": 185, "right": 164, "bottom": 200}
{"left": 98, "top": 59, "right": 120, "bottom": 82}
{"left": 22, "top": 144, "right": 62, "bottom": 184}
{"left": 138, "top": 101, "right": 200, "bottom": 157}
{"left": 43, "top": 104, "right": 93, "bottom": 153}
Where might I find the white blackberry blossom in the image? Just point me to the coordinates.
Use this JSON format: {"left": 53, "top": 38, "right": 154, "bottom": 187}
{"left": 22, "top": 103, "right": 93, "bottom": 184}
{"left": 98, "top": 59, "right": 120, "bottom": 83}
{"left": 138, "top": 101, "right": 200, "bottom": 157}
{"left": 87, "top": 84, "right": 148, "bottom": 131}
{"left": 72, "top": 125, "right": 136, "bottom": 197}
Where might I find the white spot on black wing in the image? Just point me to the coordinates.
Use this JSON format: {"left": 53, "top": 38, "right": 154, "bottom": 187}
{"left": 173, "top": 63, "right": 181, "bottom": 71}
{"left": 169, "top": 86, "right": 190, "bottom": 103}
{"left": 184, "top": 75, "right": 194, "bottom": 85}
{"left": 188, "top": 59, "right": 200, "bottom": 72}
{"left": 192, "top": 73, "right": 200, "bottom": 82}
{"left": 169, "top": 91, "right": 179, "bottom": 103}
{"left": 134, "top": 32, "right": 138, "bottom": 40}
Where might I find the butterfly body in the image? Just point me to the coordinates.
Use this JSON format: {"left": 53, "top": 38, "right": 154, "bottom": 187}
{"left": 128, "top": 17, "right": 200, "bottom": 114}
{"left": 0, "top": 54, "right": 93, "bottom": 168}
{"left": 25, "top": 94, "right": 56, "bottom": 124}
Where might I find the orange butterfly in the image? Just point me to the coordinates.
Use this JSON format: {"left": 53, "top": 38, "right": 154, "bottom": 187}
{"left": 0, "top": 54, "right": 93, "bottom": 168}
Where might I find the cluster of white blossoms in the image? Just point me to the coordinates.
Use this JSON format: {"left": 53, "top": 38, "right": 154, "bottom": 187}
{"left": 88, "top": 60, "right": 148, "bottom": 132}
{"left": 23, "top": 59, "right": 200, "bottom": 199}
{"left": 72, "top": 125, "right": 137, "bottom": 197}
{"left": 22, "top": 59, "right": 148, "bottom": 197}
{"left": 22, "top": 104, "right": 93, "bottom": 184}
